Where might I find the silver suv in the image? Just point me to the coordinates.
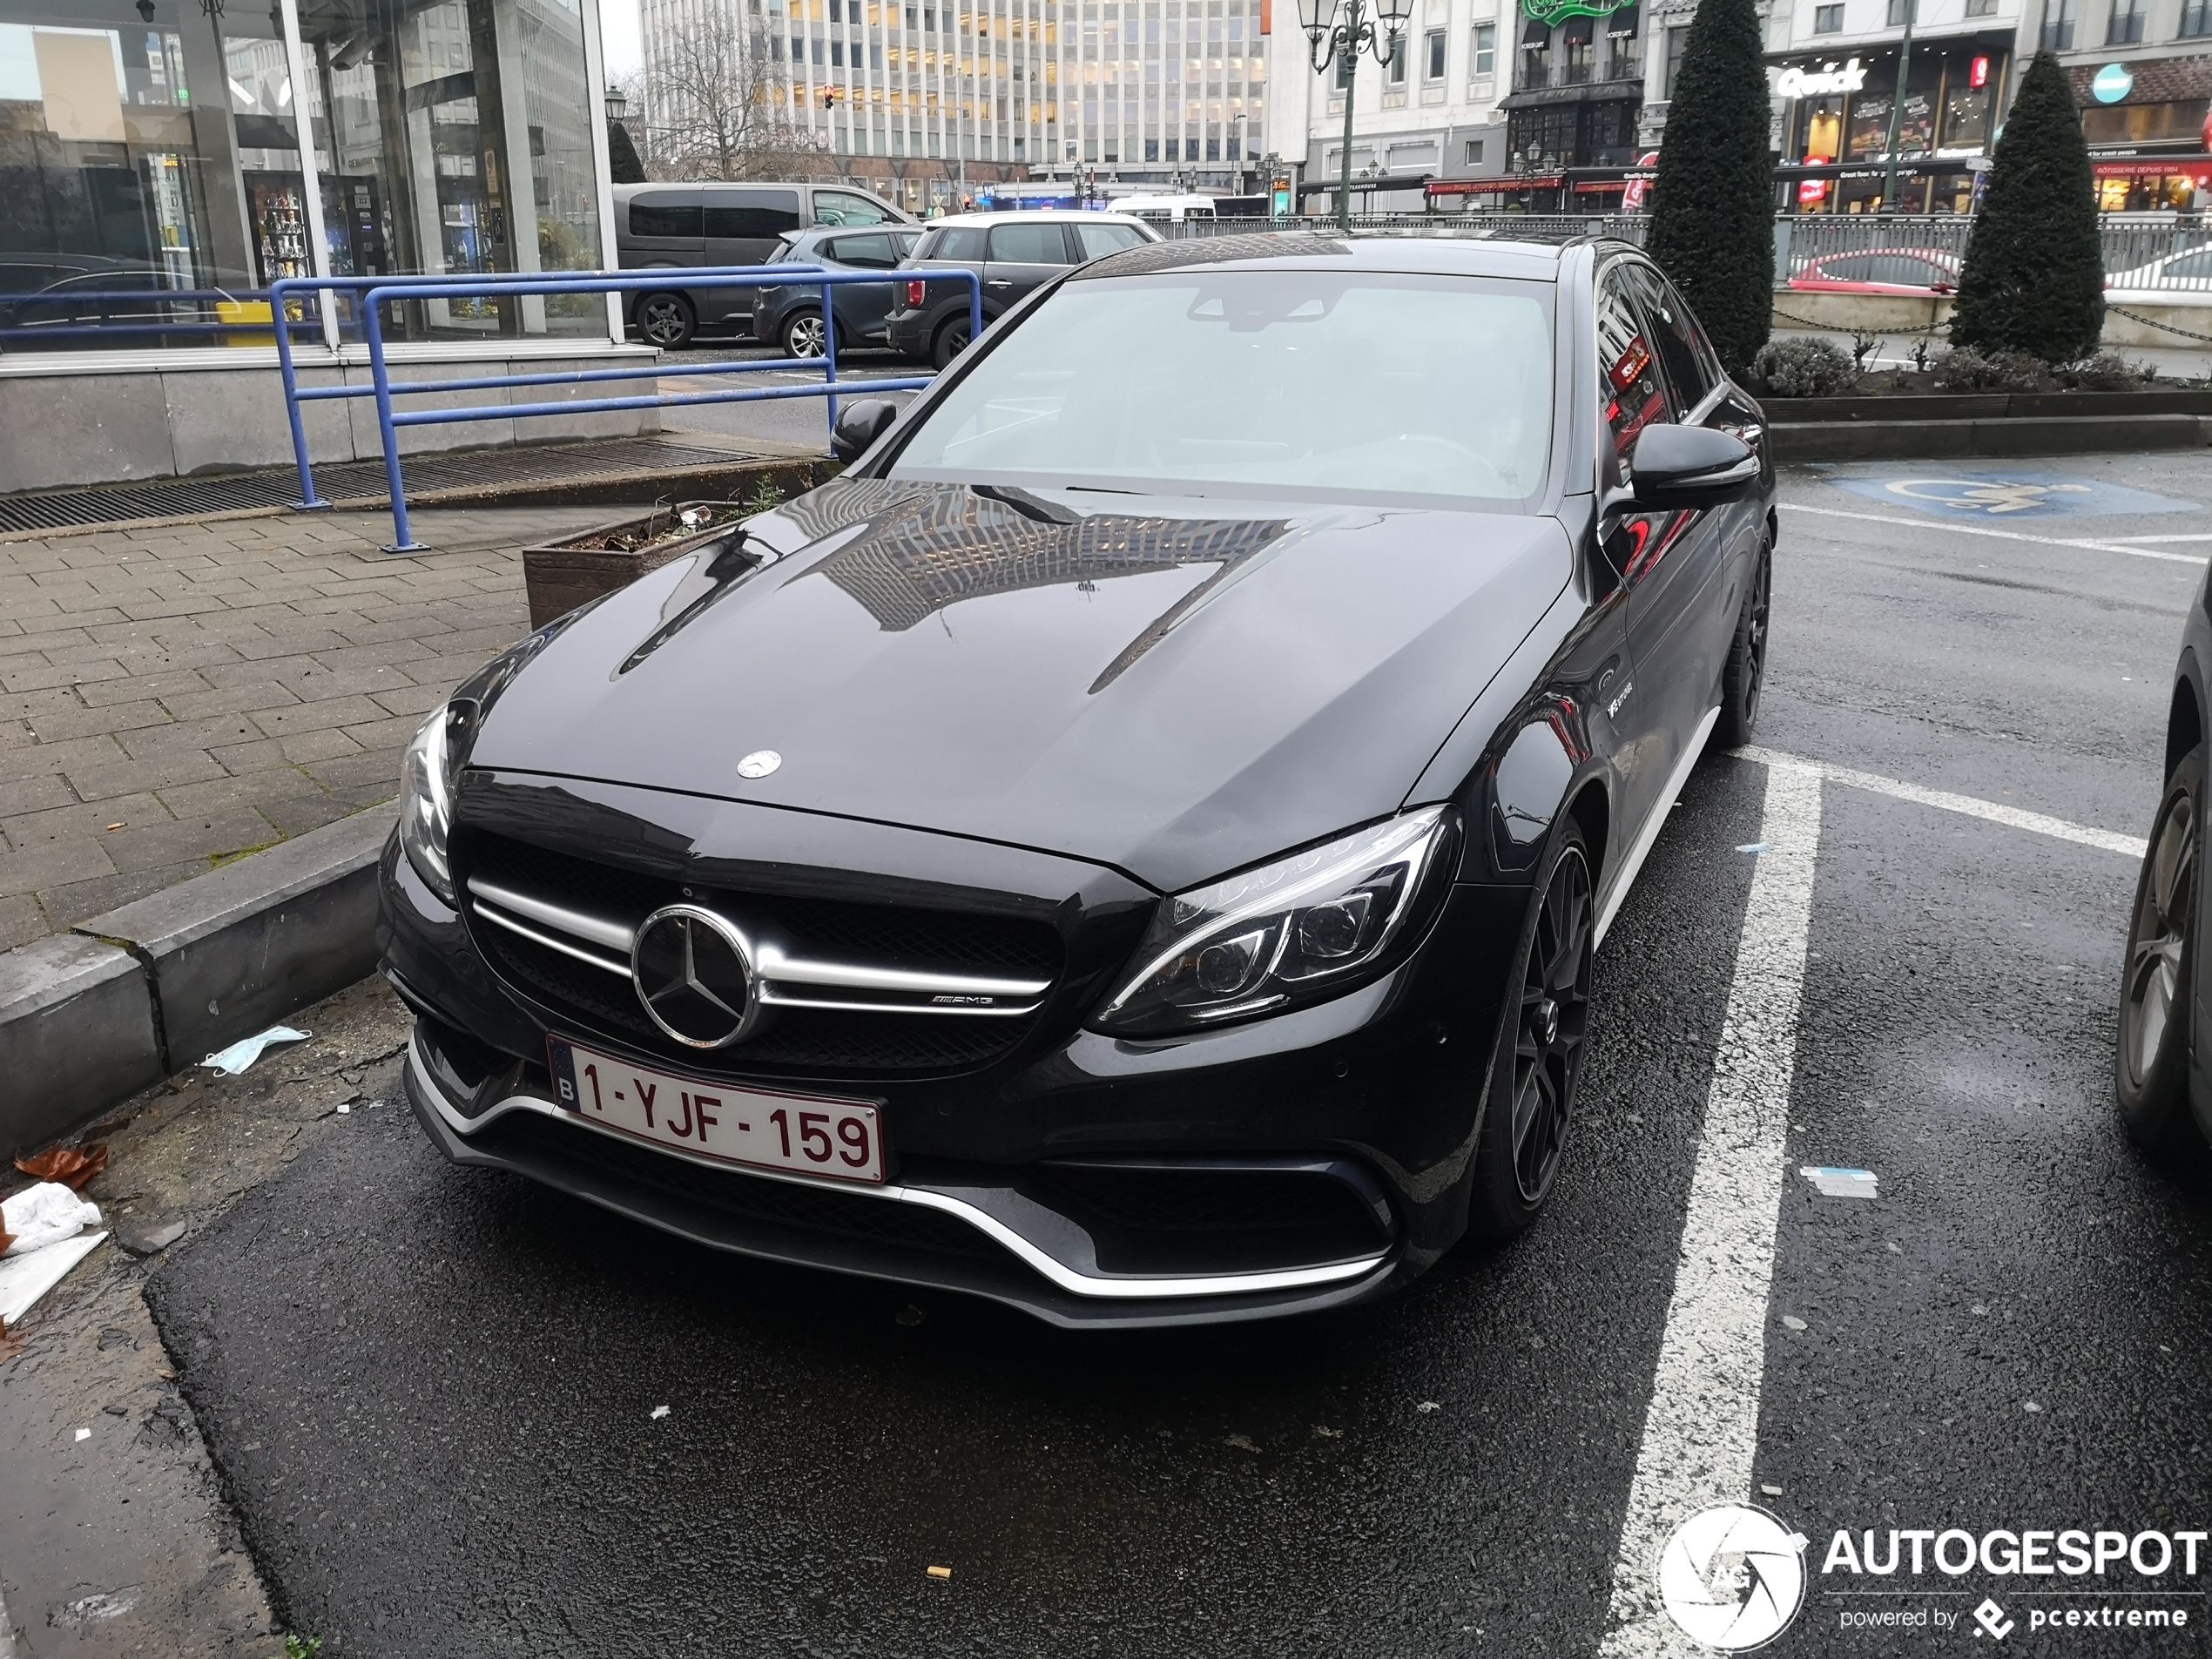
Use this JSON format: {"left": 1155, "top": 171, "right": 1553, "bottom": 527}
{"left": 613, "top": 182, "right": 916, "bottom": 347}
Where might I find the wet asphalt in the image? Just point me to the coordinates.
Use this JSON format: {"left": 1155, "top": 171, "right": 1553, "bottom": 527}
{"left": 144, "top": 451, "right": 2212, "bottom": 1656}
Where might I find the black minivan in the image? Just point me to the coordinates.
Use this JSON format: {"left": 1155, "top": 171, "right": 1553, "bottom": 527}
{"left": 613, "top": 182, "right": 916, "bottom": 348}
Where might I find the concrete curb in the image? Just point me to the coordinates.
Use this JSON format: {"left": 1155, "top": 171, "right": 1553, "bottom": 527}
{"left": 1770, "top": 413, "right": 2212, "bottom": 462}
{"left": 0, "top": 804, "right": 397, "bottom": 1159}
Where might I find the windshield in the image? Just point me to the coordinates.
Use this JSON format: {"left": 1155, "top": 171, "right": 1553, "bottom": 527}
{"left": 888, "top": 270, "right": 1554, "bottom": 505}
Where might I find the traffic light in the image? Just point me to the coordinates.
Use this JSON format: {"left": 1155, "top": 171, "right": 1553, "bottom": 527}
{"left": 820, "top": 85, "right": 843, "bottom": 107}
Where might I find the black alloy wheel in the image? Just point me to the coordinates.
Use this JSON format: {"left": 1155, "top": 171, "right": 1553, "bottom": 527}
{"left": 932, "top": 315, "right": 973, "bottom": 369}
{"left": 783, "top": 310, "right": 828, "bottom": 360}
{"left": 636, "top": 293, "right": 695, "bottom": 350}
{"left": 2117, "top": 744, "right": 2205, "bottom": 1154}
{"left": 1716, "top": 539, "right": 1770, "bottom": 748}
{"left": 1468, "top": 822, "right": 1595, "bottom": 1237}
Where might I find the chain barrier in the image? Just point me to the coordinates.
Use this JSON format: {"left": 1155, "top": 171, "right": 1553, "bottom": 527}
{"left": 2106, "top": 303, "right": 2212, "bottom": 345}
{"left": 1770, "top": 307, "right": 1948, "bottom": 335}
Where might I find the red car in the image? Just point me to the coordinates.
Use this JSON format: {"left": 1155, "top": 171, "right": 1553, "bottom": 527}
{"left": 1789, "top": 247, "right": 1960, "bottom": 294}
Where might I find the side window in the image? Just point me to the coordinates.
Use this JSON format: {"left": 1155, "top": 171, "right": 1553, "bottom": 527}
{"left": 703, "top": 189, "right": 802, "bottom": 239}
{"left": 1074, "top": 220, "right": 1147, "bottom": 258}
{"left": 925, "top": 226, "right": 988, "bottom": 260}
{"left": 1626, "top": 265, "right": 1716, "bottom": 412}
{"left": 813, "top": 189, "right": 894, "bottom": 226}
{"left": 988, "top": 222, "right": 1076, "bottom": 263}
{"left": 628, "top": 193, "right": 703, "bottom": 239}
{"left": 1596, "top": 268, "right": 1673, "bottom": 489}
{"left": 827, "top": 233, "right": 899, "bottom": 269}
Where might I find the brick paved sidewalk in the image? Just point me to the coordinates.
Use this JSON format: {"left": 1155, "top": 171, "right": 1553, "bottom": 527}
{"left": 0, "top": 504, "right": 617, "bottom": 950}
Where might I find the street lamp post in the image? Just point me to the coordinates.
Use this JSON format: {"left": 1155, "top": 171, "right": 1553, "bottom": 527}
{"left": 1878, "top": 0, "right": 1919, "bottom": 213}
{"left": 1299, "top": 0, "right": 1412, "bottom": 232}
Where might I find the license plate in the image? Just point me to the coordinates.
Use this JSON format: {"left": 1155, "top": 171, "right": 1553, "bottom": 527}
{"left": 545, "top": 1037, "right": 887, "bottom": 1185}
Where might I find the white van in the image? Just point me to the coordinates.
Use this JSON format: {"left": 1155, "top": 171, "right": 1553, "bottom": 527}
{"left": 1111, "top": 194, "right": 1219, "bottom": 225}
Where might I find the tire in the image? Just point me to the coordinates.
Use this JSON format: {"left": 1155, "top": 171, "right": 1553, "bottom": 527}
{"left": 782, "top": 310, "right": 828, "bottom": 360}
{"left": 1466, "top": 818, "right": 1596, "bottom": 1238}
{"left": 635, "top": 293, "right": 695, "bottom": 350}
{"left": 931, "top": 314, "right": 974, "bottom": 370}
{"left": 2117, "top": 744, "right": 2205, "bottom": 1154}
{"left": 1715, "top": 536, "right": 1770, "bottom": 749}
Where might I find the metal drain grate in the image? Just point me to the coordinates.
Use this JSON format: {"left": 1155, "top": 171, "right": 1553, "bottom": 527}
{"left": 0, "top": 435, "right": 794, "bottom": 536}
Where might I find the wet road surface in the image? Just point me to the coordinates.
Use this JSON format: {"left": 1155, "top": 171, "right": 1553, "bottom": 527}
{"left": 144, "top": 452, "right": 2212, "bottom": 1656}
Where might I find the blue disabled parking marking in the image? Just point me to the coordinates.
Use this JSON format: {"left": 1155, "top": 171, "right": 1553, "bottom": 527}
{"left": 1826, "top": 469, "right": 2199, "bottom": 519}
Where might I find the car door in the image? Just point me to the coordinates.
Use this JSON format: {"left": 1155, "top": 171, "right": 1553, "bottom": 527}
{"left": 703, "top": 187, "right": 803, "bottom": 324}
{"left": 809, "top": 186, "right": 901, "bottom": 227}
{"left": 1591, "top": 264, "right": 1677, "bottom": 839}
{"left": 1607, "top": 260, "right": 1741, "bottom": 813}
{"left": 822, "top": 231, "right": 901, "bottom": 341}
{"left": 983, "top": 221, "right": 1077, "bottom": 311}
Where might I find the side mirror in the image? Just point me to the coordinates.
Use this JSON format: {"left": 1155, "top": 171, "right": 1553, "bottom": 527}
{"left": 831, "top": 398, "right": 899, "bottom": 463}
{"left": 1626, "top": 424, "right": 1758, "bottom": 511}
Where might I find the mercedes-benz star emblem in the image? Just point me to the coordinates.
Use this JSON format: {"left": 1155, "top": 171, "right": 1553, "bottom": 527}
{"left": 736, "top": 749, "right": 781, "bottom": 779}
{"left": 631, "top": 905, "right": 759, "bottom": 1049}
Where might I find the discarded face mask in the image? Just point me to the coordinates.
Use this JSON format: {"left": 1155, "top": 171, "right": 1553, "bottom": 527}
{"left": 201, "top": 1026, "right": 310, "bottom": 1076}
{"left": 2, "top": 1183, "right": 103, "bottom": 1258}
{"left": 1801, "top": 1165, "right": 1879, "bottom": 1199}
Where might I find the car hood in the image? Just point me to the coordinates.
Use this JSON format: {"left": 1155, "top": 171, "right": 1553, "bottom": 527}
{"left": 469, "top": 478, "right": 1570, "bottom": 893}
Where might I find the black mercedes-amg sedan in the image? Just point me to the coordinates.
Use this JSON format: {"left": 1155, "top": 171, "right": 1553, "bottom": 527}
{"left": 380, "top": 233, "right": 1777, "bottom": 1327}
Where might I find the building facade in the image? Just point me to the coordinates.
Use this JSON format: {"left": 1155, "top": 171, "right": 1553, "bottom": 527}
{"left": 1264, "top": 0, "right": 1510, "bottom": 210}
{"left": 1760, "top": 0, "right": 2021, "bottom": 213}
{"left": 0, "top": 0, "right": 644, "bottom": 490}
{"left": 2033, "top": 0, "right": 2212, "bottom": 209}
{"left": 637, "top": 0, "right": 1266, "bottom": 206}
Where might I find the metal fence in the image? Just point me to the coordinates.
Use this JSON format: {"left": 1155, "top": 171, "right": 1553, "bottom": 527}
{"left": 1158, "top": 211, "right": 2212, "bottom": 293}
{"left": 278, "top": 266, "right": 981, "bottom": 552}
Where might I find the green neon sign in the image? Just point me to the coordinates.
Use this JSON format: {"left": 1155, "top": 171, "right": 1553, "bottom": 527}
{"left": 1521, "top": 0, "right": 1635, "bottom": 26}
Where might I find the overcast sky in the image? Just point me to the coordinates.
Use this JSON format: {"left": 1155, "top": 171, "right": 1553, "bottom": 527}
{"left": 601, "top": 0, "right": 643, "bottom": 84}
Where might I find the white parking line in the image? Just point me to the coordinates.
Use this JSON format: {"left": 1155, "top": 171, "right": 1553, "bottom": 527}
{"left": 1598, "top": 761, "right": 1824, "bottom": 1657}
{"left": 1732, "top": 745, "right": 2146, "bottom": 858}
{"left": 1778, "top": 501, "right": 2207, "bottom": 566}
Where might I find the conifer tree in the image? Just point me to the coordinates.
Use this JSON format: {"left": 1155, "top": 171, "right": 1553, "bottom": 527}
{"left": 1950, "top": 51, "right": 2104, "bottom": 362}
{"left": 1644, "top": 0, "right": 1774, "bottom": 373}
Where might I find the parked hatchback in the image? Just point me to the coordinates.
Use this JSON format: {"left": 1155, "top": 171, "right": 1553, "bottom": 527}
{"left": 885, "top": 210, "right": 1158, "bottom": 368}
{"left": 751, "top": 226, "right": 927, "bottom": 359}
{"left": 614, "top": 182, "right": 916, "bottom": 348}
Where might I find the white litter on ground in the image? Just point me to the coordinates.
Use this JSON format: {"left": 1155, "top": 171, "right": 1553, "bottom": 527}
{"left": 72, "top": 1427, "right": 89, "bottom": 1441}
{"left": 650, "top": 1405, "right": 671, "bottom": 1420}
{"left": 3, "top": 1183, "right": 101, "bottom": 1257}
{"left": 0, "top": 1231, "right": 106, "bottom": 1328}
{"left": 1737, "top": 842, "right": 1772, "bottom": 853}
{"left": 1800, "top": 1166, "right": 1880, "bottom": 1199}
{"left": 200, "top": 1026, "right": 309, "bottom": 1076}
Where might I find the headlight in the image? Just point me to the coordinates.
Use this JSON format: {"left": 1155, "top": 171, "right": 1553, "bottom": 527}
{"left": 1093, "top": 806, "right": 1458, "bottom": 1036}
{"left": 398, "top": 702, "right": 469, "bottom": 907}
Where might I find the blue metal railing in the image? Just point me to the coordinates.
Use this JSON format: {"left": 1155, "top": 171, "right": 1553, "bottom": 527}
{"left": 270, "top": 267, "right": 698, "bottom": 509}
{"left": 273, "top": 266, "right": 982, "bottom": 551}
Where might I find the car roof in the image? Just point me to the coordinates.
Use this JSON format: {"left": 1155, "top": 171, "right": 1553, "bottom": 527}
{"left": 1070, "top": 233, "right": 1573, "bottom": 284}
{"left": 927, "top": 209, "right": 1150, "bottom": 226}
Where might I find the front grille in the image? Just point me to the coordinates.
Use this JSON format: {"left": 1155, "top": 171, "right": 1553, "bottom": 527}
{"left": 462, "top": 831, "right": 1062, "bottom": 1077}
{"left": 483, "top": 1110, "right": 1001, "bottom": 1260}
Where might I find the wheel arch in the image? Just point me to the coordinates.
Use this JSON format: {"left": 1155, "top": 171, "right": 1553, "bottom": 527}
{"left": 2168, "top": 655, "right": 2203, "bottom": 782}
{"left": 1566, "top": 776, "right": 1611, "bottom": 895}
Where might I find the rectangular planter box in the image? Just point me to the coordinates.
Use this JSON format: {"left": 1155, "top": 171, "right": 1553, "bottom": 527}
{"left": 522, "top": 502, "right": 752, "bottom": 629}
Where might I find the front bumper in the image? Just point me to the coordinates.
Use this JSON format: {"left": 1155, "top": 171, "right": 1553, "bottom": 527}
{"left": 400, "top": 1015, "right": 1400, "bottom": 1328}
{"left": 380, "top": 800, "right": 1530, "bottom": 1326}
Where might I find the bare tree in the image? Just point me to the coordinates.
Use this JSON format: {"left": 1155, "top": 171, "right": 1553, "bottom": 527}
{"left": 646, "top": 6, "right": 826, "bottom": 181}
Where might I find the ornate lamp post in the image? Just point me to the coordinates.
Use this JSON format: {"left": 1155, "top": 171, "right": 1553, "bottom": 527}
{"left": 1299, "top": 0, "right": 1413, "bottom": 231}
